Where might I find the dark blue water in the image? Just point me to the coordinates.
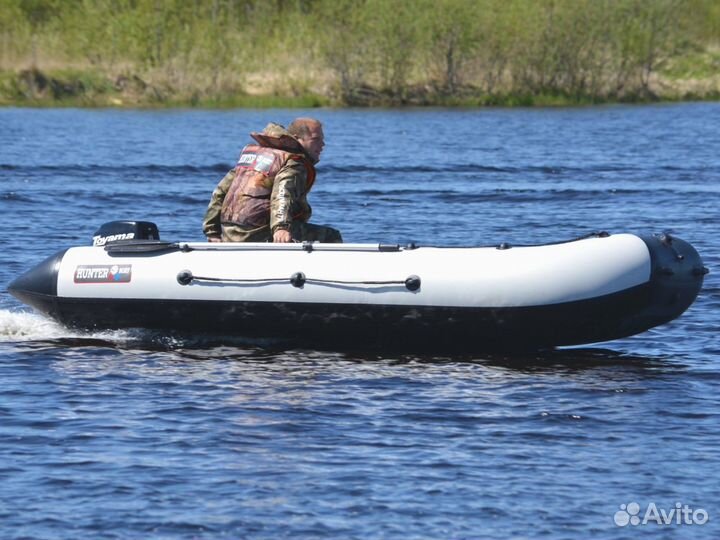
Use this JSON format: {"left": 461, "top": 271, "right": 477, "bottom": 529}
{"left": 0, "top": 104, "right": 718, "bottom": 539}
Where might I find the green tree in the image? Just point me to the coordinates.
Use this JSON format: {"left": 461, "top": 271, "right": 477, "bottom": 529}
{"left": 313, "top": 0, "right": 371, "bottom": 102}
{"left": 417, "top": 0, "right": 481, "bottom": 92}
{"left": 364, "top": 0, "right": 418, "bottom": 95}
{"left": 17, "top": 0, "right": 63, "bottom": 66}
{"left": 0, "top": 0, "right": 28, "bottom": 69}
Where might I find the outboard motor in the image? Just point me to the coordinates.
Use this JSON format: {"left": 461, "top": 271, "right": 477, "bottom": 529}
{"left": 92, "top": 221, "right": 160, "bottom": 246}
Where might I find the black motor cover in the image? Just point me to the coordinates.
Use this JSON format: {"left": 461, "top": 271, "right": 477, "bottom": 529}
{"left": 92, "top": 221, "right": 160, "bottom": 246}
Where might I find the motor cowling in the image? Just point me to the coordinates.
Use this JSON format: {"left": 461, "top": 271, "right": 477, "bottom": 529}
{"left": 92, "top": 221, "right": 160, "bottom": 246}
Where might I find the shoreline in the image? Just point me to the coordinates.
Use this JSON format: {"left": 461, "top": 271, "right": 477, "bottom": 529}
{"left": 2, "top": 68, "right": 718, "bottom": 110}
{"left": 4, "top": 91, "right": 719, "bottom": 110}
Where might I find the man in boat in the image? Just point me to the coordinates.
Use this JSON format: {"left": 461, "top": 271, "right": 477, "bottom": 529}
{"left": 202, "top": 118, "right": 342, "bottom": 243}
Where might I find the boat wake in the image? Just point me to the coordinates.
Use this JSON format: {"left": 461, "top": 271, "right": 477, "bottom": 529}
{"left": 0, "top": 309, "right": 133, "bottom": 344}
{"left": 0, "top": 309, "right": 287, "bottom": 352}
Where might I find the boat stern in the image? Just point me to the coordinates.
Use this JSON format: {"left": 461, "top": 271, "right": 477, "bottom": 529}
{"left": 639, "top": 233, "right": 708, "bottom": 328}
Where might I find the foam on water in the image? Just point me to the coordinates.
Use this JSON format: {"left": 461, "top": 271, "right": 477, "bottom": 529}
{"left": 0, "top": 309, "right": 83, "bottom": 341}
{"left": 0, "top": 309, "right": 150, "bottom": 347}
{"left": 0, "top": 309, "right": 290, "bottom": 353}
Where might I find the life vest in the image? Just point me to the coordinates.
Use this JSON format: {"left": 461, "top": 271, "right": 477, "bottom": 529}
{"left": 221, "top": 144, "right": 315, "bottom": 227}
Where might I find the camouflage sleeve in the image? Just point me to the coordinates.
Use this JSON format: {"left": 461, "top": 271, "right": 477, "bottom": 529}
{"left": 202, "top": 169, "right": 235, "bottom": 239}
{"left": 270, "top": 159, "right": 310, "bottom": 232}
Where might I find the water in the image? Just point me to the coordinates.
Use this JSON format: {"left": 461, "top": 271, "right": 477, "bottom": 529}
{"left": 1, "top": 104, "right": 719, "bottom": 539}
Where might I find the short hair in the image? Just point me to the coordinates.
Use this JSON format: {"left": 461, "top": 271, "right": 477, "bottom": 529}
{"left": 288, "top": 118, "right": 322, "bottom": 139}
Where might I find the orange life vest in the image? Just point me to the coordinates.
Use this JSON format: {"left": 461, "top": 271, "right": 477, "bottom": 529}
{"left": 221, "top": 144, "right": 316, "bottom": 227}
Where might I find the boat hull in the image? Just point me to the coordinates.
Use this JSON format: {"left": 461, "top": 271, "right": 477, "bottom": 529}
{"left": 8, "top": 233, "right": 707, "bottom": 350}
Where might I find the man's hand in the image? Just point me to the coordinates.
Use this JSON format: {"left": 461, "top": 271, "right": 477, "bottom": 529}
{"left": 273, "top": 229, "right": 293, "bottom": 243}
{"left": 207, "top": 236, "right": 222, "bottom": 243}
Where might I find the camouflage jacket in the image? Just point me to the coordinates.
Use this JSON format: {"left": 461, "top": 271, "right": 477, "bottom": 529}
{"left": 202, "top": 123, "right": 315, "bottom": 242}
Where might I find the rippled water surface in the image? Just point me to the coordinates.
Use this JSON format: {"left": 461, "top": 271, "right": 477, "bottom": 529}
{"left": 1, "top": 104, "right": 719, "bottom": 539}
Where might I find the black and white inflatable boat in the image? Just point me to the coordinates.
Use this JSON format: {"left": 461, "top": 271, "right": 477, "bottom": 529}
{"left": 9, "top": 221, "right": 707, "bottom": 350}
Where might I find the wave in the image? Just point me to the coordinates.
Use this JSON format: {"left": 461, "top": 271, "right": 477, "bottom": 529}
{"left": 0, "top": 163, "right": 232, "bottom": 175}
{"left": 346, "top": 187, "right": 686, "bottom": 198}
{"left": 0, "top": 191, "right": 33, "bottom": 202}
{"left": 320, "top": 163, "right": 720, "bottom": 175}
{"left": 3, "top": 162, "right": 720, "bottom": 176}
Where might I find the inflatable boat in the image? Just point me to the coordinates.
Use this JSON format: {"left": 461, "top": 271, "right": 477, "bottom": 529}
{"left": 8, "top": 221, "right": 707, "bottom": 350}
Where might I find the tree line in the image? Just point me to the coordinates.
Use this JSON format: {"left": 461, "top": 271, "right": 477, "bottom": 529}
{"left": 1, "top": 0, "right": 718, "bottom": 105}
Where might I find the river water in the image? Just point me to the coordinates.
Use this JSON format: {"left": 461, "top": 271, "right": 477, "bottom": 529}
{"left": 0, "top": 104, "right": 718, "bottom": 539}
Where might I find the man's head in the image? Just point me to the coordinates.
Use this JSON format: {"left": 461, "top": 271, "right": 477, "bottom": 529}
{"left": 288, "top": 118, "right": 324, "bottom": 163}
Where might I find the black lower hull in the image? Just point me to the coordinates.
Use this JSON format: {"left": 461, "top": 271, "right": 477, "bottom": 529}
{"left": 12, "top": 281, "right": 685, "bottom": 350}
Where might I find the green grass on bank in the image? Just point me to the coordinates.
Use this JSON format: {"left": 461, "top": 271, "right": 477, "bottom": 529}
{"left": 661, "top": 48, "right": 720, "bottom": 80}
{"left": 1, "top": 0, "right": 718, "bottom": 108}
{"left": 193, "top": 94, "right": 329, "bottom": 109}
{"left": 1, "top": 67, "right": 718, "bottom": 109}
{"left": 0, "top": 68, "right": 328, "bottom": 108}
